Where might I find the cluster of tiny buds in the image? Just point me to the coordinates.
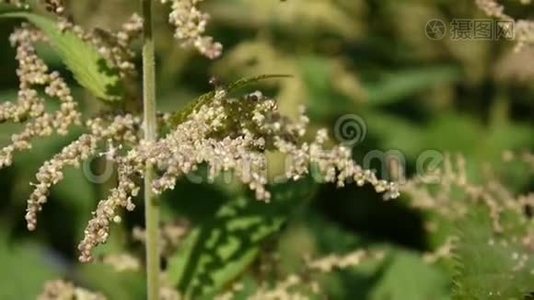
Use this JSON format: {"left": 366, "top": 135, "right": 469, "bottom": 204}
{"left": 403, "top": 153, "right": 532, "bottom": 233}
{"left": 77, "top": 145, "right": 145, "bottom": 262}
{"left": 78, "top": 160, "right": 140, "bottom": 262}
{"left": 92, "top": 13, "right": 144, "bottom": 77}
{"left": 402, "top": 153, "right": 534, "bottom": 275}
{"left": 0, "top": 5, "right": 397, "bottom": 261}
{"left": 38, "top": 280, "right": 105, "bottom": 300}
{"left": 10, "top": 0, "right": 142, "bottom": 78}
{"left": 74, "top": 89, "right": 399, "bottom": 262}
{"left": 6, "top": 25, "right": 140, "bottom": 235}
{"left": 161, "top": 0, "right": 223, "bottom": 59}
{"left": 51, "top": 11, "right": 143, "bottom": 78}
{"left": 43, "top": 0, "right": 66, "bottom": 17}
{"left": 245, "top": 249, "right": 385, "bottom": 300}
{"left": 476, "top": 0, "right": 534, "bottom": 51}
{"left": 25, "top": 114, "right": 140, "bottom": 231}
{"left": 19, "top": 113, "right": 140, "bottom": 258}
{"left": 102, "top": 253, "right": 141, "bottom": 272}
{"left": 0, "top": 26, "right": 81, "bottom": 168}
{"left": 305, "top": 250, "right": 385, "bottom": 273}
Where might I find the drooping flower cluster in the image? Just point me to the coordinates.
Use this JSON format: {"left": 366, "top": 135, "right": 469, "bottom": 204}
{"left": 25, "top": 114, "right": 140, "bottom": 231}
{"left": 0, "top": 18, "right": 146, "bottom": 245}
{"left": 78, "top": 148, "right": 142, "bottom": 262}
{"left": 1, "top": 0, "right": 399, "bottom": 266}
{"left": 476, "top": 0, "right": 534, "bottom": 51}
{"left": 26, "top": 0, "right": 143, "bottom": 79}
{"left": 161, "top": 0, "right": 223, "bottom": 59}
{"left": 0, "top": 25, "right": 81, "bottom": 168}
{"left": 77, "top": 89, "right": 400, "bottom": 262}
{"left": 57, "top": 12, "right": 143, "bottom": 79}
{"left": 90, "top": 13, "right": 144, "bottom": 77}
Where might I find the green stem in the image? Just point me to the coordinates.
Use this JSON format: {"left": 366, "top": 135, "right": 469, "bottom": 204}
{"left": 141, "top": 0, "right": 159, "bottom": 299}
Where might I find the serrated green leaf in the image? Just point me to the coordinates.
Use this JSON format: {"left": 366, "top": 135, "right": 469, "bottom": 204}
{"left": 226, "top": 74, "right": 292, "bottom": 91}
{"left": 167, "top": 178, "right": 316, "bottom": 299}
{"left": 452, "top": 207, "right": 534, "bottom": 300}
{"left": 0, "top": 7, "right": 124, "bottom": 102}
{"left": 171, "top": 74, "right": 291, "bottom": 126}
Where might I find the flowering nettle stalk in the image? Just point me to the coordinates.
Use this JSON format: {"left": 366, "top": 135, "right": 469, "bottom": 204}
{"left": 0, "top": 0, "right": 398, "bottom": 265}
{"left": 77, "top": 89, "right": 400, "bottom": 262}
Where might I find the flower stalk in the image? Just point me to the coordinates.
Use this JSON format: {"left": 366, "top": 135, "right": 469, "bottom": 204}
{"left": 141, "top": 0, "right": 160, "bottom": 299}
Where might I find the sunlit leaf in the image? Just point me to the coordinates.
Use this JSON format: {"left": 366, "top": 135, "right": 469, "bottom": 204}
{"left": 0, "top": 6, "right": 124, "bottom": 102}
{"left": 167, "top": 178, "right": 316, "bottom": 298}
{"left": 171, "top": 74, "right": 291, "bottom": 126}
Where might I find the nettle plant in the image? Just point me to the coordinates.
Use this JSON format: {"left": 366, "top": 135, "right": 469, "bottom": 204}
{"left": 0, "top": 0, "right": 533, "bottom": 299}
{"left": 0, "top": 0, "right": 399, "bottom": 299}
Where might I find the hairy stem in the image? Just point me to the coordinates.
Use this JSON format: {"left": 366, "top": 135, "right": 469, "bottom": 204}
{"left": 142, "top": 0, "right": 159, "bottom": 299}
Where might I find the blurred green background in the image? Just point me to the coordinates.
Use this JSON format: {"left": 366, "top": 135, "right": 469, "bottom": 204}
{"left": 0, "top": 0, "right": 533, "bottom": 299}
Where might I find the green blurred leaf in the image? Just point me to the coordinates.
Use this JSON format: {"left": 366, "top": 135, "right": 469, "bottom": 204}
{"left": 0, "top": 230, "right": 61, "bottom": 299}
{"left": 0, "top": 7, "right": 124, "bottom": 102}
{"left": 168, "top": 178, "right": 317, "bottom": 298}
{"left": 364, "top": 110, "right": 424, "bottom": 158}
{"left": 52, "top": 167, "right": 97, "bottom": 239}
{"left": 77, "top": 263, "right": 145, "bottom": 300}
{"left": 299, "top": 56, "right": 356, "bottom": 119}
{"left": 370, "top": 250, "right": 450, "bottom": 300}
{"left": 366, "top": 66, "right": 461, "bottom": 106}
{"left": 422, "top": 114, "right": 481, "bottom": 154}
